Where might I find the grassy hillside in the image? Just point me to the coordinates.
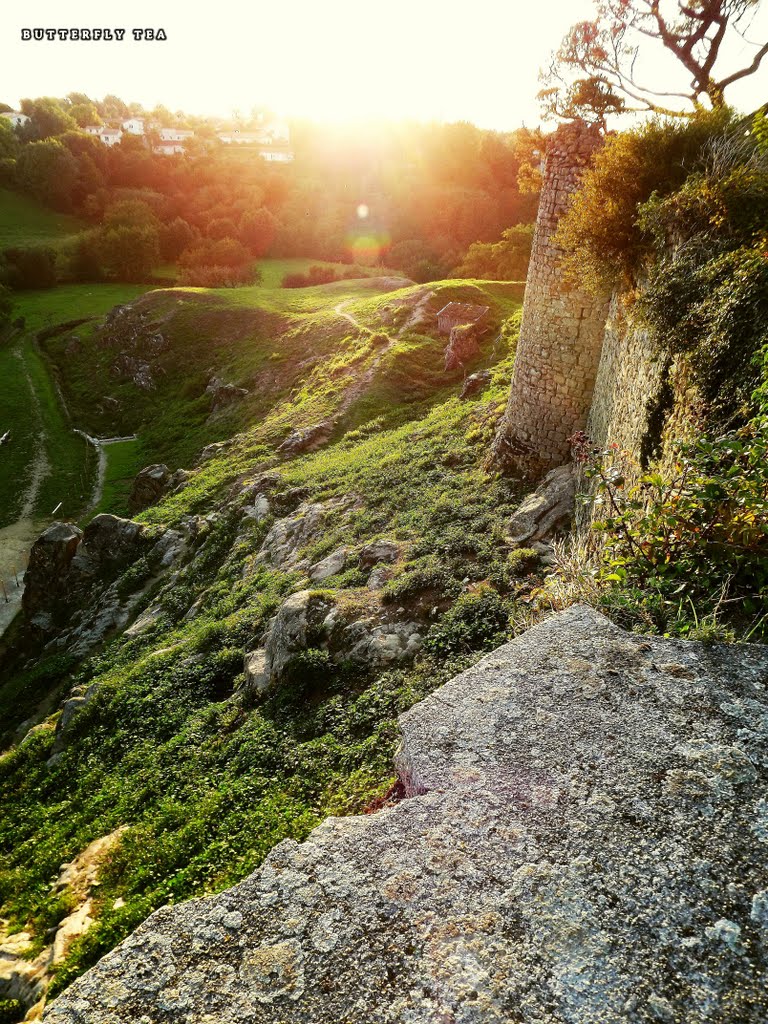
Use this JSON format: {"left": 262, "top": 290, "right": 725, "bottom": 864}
{"left": 0, "top": 274, "right": 531, "bottom": 1001}
{"left": 41, "top": 276, "right": 519, "bottom": 488}
{"left": 0, "top": 286, "right": 150, "bottom": 533}
{"left": 0, "top": 189, "right": 85, "bottom": 248}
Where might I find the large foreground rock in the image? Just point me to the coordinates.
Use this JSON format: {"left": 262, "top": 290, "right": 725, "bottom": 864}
{"left": 44, "top": 606, "right": 768, "bottom": 1023}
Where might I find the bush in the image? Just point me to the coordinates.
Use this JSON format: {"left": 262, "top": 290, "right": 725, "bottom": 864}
{"left": 282, "top": 265, "right": 341, "bottom": 288}
{"left": 179, "top": 237, "right": 251, "bottom": 270}
{"left": 63, "top": 232, "right": 104, "bottom": 282}
{"left": 573, "top": 429, "right": 768, "bottom": 640}
{"left": 97, "top": 224, "right": 160, "bottom": 283}
{"left": 635, "top": 137, "right": 768, "bottom": 426}
{"left": 159, "top": 217, "right": 197, "bottom": 261}
{"left": 555, "top": 108, "right": 735, "bottom": 292}
{"left": 454, "top": 224, "right": 534, "bottom": 281}
{"left": 424, "top": 585, "right": 510, "bottom": 657}
{"left": 1, "top": 245, "right": 57, "bottom": 288}
{"left": 177, "top": 263, "right": 259, "bottom": 287}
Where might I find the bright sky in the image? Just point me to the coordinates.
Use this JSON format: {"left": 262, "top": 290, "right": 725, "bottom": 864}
{"left": 2, "top": 0, "right": 767, "bottom": 128}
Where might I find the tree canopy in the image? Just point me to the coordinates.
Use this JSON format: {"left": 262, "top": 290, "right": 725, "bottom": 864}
{"left": 540, "top": 0, "right": 768, "bottom": 124}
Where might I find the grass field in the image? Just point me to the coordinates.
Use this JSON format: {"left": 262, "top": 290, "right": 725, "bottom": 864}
{"left": 0, "top": 336, "right": 94, "bottom": 529}
{"left": 11, "top": 283, "right": 150, "bottom": 333}
{"left": 92, "top": 438, "right": 144, "bottom": 517}
{"left": 253, "top": 258, "right": 395, "bottom": 289}
{"left": 0, "top": 189, "right": 85, "bottom": 248}
{"left": 0, "top": 285, "right": 153, "bottom": 531}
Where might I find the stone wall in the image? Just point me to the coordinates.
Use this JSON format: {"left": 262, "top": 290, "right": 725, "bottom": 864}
{"left": 586, "top": 293, "right": 667, "bottom": 456}
{"left": 493, "top": 120, "right": 610, "bottom": 479}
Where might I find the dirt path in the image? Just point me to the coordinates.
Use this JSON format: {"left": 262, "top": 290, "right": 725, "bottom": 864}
{"left": 75, "top": 431, "right": 138, "bottom": 510}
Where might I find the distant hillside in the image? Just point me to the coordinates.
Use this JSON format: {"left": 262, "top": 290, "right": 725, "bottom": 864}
{"left": 0, "top": 189, "right": 85, "bottom": 248}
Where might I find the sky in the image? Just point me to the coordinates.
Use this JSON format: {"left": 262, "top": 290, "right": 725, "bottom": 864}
{"left": 2, "top": 1, "right": 767, "bottom": 129}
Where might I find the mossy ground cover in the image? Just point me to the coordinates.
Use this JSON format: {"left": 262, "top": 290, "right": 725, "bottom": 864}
{"left": 0, "top": 275, "right": 531, "bottom": 997}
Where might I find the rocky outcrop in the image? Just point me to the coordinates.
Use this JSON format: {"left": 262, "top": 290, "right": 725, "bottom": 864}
{"left": 128, "top": 464, "right": 171, "bottom": 513}
{"left": 22, "top": 523, "right": 83, "bottom": 627}
{"left": 21, "top": 516, "right": 189, "bottom": 654}
{"left": 277, "top": 423, "right": 333, "bottom": 456}
{"left": 206, "top": 377, "right": 248, "bottom": 414}
{"left": 128, "top": 465, "right": 189, "bottom": 514}
{"left": 255, "top": 499, "right": 347, "bottom": 569}
{"left": 506, "top": 463, "right": 576, "bottom": 545}
{"left": 460, "top": 370, "right": 491, "bottom": 399}
{"left": 243, "top": 588, "right": 422, "bottom": 694}
{"left": 444, "top": 322, "right": 481, "bottom": 371}
{"left": 1, "top": 829, "right": 126, "bottom": 1019}
{"left": 45, "top": 605, "right": 768, "bottom": 1024}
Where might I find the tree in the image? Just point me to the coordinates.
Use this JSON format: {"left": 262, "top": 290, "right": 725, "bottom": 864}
{"left": 159, "top": 218, "right": 198, "bottom": 261}
{"left": 20, "top": 97, "right": 78, "bottom": 139}
{"left": 454, "top": 224, "right": 535, "bottom": 281}
{"left": 98, "top": 224, "right": 160, "bottom": 282}
{"left": 540, "top": 1, "right": 768, "bottom": 123}
{"left": 0, "top": 118, "right": 19, "bottom": 161}
{"left": 16, "top": 140, "right": 78, "bottom": 209}
{"left": 239, "top": 207, "right": 278, "bottom": 256}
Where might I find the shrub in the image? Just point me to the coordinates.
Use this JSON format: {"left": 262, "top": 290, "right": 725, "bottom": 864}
{"left": 636, "top": 140, "right": 768, "bottom": 425}
{"left": 282, "top": 265, "right": 339, "bottom": 288}
{"left": 159, "top": 217, "right": 197, "bottom": 261}
{"left": 97, "top": 224, "right": 160, "bottom": 283}
{"left": 424, "top": 585, "right": 510, "bottom": 657}
{"left": 1, "top": 245, "right": 57, "bottom": 288}
{"left": 573, "top": 429, "right": 768, "bottom": 640}
{"left": 555, "top": 108, "right": 735, "bottom": 291}
{"left": 179, "top": 237, "right": 251, "bottom": 270}
{"left": 178, "top": 263, "right": 259, "bottom": 288}
{"left": 507, "top": 547, "right": 539, "bottom": 576}
{"left": 63, "top": 232, "right": 104, "bottom": 282}
{"left": 454, "top": 224, "right": 534, "bottom": 281}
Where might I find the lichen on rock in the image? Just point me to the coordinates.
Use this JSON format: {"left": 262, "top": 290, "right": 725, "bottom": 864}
{"left": 43, "top": 605, "right": 768, "bottom": 1023}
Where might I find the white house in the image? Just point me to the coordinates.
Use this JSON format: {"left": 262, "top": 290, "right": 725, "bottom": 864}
{"left": 158, "top": 127, "right": 193, "bottom": 143}
{"left": 122, "top": 117, "right": 145, "bottom": 135}
{"left": 217, "top": 130, "right": 265, "bottom": 145}
{"left": 84, "top": 126, "right": 123, "bottom": 146}
{"left": 1, "top": 111, "right": 30, "bottom": 128}
{"left": 258, "top": 147, "right": 294, "bottom": 163}
{"left": 154, "top": 142, "right": 185, "bottom": 156}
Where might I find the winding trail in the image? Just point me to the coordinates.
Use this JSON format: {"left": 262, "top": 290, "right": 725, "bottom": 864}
{"left": 0, "top": 335, "right": 122, "bottom": 637}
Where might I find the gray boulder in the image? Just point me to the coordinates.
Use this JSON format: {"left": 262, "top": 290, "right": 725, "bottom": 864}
{"left": 43, "top": 606, "right": 768, "bottom": 1024}
{"left": 128, "top": 464, "right": 171, "bottom": 514}
{"left": 278, "top": 423, "right": 333, "bottom": 456}
{"left": 309, "top": 546, "right": 349, "bottom": 583}
{"left": 358, "top": 538, "right": 400, "bottom": 569}
{"left": 506, "top": 464, "right": 577, "bottom": 545}
{"left": 22, "top": 522, "right": 83, "bottom": 626}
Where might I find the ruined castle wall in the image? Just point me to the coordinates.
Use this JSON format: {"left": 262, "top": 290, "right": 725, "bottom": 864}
{"left": 586, "top": 293, "right": 667, "bottom": 455}
{"left": 494, "top": 120, "right": 611, "bottom": 479}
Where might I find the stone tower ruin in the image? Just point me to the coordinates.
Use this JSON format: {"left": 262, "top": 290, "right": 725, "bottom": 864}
{"left": 493, "top": 120, "right": 610, "bottom": 479}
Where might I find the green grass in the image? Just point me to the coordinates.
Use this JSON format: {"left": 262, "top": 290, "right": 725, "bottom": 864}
{"left": 253, "top": 258, "right": 395, "bottom": 289}
{"left": 0, "top": 272, "right": 533, "bottom": 998}
{"left": 0, "top": 336, "right": 94, "bottom": 528}
{"left": 11, "top": 283, "right": 150, "bottom": 334}
{"left": 0, "top": 189, "right": 85, "bottom": 248}
{"left": 0, "top": 285, "right": 153, "bottom": 528}
{"left": 92, "top": 439, "right": 144, "bottom": 518}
